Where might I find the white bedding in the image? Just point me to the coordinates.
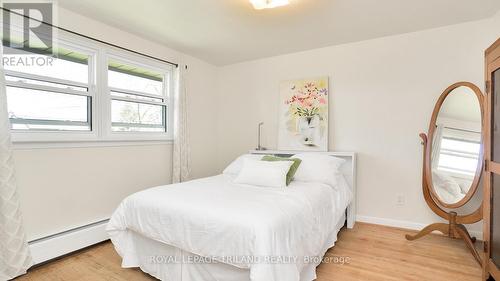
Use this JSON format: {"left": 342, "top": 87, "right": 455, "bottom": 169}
{"left": 107, "top": 174, "right": 352, "bottom": 281}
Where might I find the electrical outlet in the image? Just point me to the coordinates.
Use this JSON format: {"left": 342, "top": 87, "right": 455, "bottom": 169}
{"left": 396, "top": 194, "right": 406, "bottom": 206}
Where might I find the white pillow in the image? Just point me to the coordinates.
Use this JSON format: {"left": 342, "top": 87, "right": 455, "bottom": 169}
{"left": 234, "top": 158, "right": 294, "bottom": 188}
{"left": 223, "top": 154, "right": 265, "bottom": 175}
{"left": 292, "top": 153, "right": 346, "bottom": 189}
{"left": 432, "top": 171, "right": 463, "bottom": 196}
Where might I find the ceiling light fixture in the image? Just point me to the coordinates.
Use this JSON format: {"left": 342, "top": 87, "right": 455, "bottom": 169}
{"left": 250, "top": 0, "right": 290, "bottom": 10}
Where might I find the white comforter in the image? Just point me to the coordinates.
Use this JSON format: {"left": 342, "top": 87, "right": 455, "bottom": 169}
{"left": 107, "top": 175, "right": 350, "bottom": 281}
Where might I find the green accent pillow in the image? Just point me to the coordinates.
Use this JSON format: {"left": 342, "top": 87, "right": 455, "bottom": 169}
{"left": 261, "top": 155, "right": 302, "bottom": 186}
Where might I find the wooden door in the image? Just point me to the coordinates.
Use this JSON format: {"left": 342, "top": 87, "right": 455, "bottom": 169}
{"left": 484, "top": 37, "right": 500, "bottom": 280}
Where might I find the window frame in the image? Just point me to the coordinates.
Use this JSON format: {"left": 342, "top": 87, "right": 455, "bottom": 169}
{"left": 437, "top": 136, "right": 480, "bottom": 178}
{"left": 6, "top": 32, "right": 176, "bottom": 144}
{"left": 435, "top": 126, "right": 481, "bottom": 179}
{"left": 8, "top": 37, "right": 99, "bottom": 142}
{"left": 102, "top": 51, "right": 174, "bottom": 141}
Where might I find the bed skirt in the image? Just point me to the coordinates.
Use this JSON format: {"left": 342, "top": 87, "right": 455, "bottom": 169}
{"left": 110, "top": 213, "right": 346, "bottom": 281}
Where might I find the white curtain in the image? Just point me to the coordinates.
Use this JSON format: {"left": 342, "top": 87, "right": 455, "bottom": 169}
{"left": 431, "top": 124, "right": 444, "bottom": 168}
{"left": 172, "top": 64, "right": 191, "bottom": 183}
{"left": 0, "top": 52, "right": 33, "bottom": 279}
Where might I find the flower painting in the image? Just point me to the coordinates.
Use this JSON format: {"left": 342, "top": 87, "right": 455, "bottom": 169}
{"left": 278, "top": 77, "right": 329, "bottom": 151}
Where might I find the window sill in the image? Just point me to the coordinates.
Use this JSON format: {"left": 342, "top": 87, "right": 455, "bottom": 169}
{"left": 12, "top": 139, "right": 173, "bottom": 150}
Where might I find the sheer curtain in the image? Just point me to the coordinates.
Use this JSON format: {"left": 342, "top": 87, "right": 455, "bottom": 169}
{"left": 172, "top": 64, "right": 191, "bottom": 183}
{"left": 0, "top": 50, "right": 33, "bottom": 279}
{"left": 431, "top": 124, "right": 444, "bottom": 168}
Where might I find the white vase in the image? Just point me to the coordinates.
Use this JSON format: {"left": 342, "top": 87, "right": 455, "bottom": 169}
{"left": 298, "top": 115, "right": 320, "bottom": 146}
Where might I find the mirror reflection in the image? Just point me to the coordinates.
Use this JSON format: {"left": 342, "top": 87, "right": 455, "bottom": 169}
{"left": 431, "top": 86, "right": 482, "bottom": 205}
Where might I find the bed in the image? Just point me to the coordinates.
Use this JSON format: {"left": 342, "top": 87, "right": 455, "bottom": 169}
{"left": 107, "top": 151, "right": 356, "bottom": 281}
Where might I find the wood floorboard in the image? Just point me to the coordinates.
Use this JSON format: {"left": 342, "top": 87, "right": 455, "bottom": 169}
{"left": 15, "top": 223, "right": 482, "bottom": 281}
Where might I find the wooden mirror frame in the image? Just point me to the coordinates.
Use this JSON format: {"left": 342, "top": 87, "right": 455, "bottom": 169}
{"left": 426, "top": 81, "right": 485, "bottom": 209}
{"left": 406, "top": 81, "right": 485, "bottom": 266}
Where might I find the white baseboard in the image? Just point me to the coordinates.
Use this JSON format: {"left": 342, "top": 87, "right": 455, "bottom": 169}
{"left": 29, "top": 219, "right": 109, "bottom": 265}
{"left": 356, "top": 215, "right": 483, "bottom": 239}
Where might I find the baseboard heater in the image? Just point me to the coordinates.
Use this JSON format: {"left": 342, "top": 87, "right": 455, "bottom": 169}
{"left": 28, "top": 219, "right": 109, "bottom": 265}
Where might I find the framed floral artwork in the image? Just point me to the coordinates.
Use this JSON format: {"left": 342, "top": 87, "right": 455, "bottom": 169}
{"left": 278, "top": 77, "right": 329, "bottom": 151}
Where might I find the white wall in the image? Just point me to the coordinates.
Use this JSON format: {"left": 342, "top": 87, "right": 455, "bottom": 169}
{"left": 215, "top": 14, "right": 500, "bottom": 234}
{"left": 14, "top": 145, "right": 172, "bottom": 240}
{"left": 13, "top": 7, "right": 219, "bottom": 241}
{"left": 185, "top": 57, "right": 219, "bottom": 179}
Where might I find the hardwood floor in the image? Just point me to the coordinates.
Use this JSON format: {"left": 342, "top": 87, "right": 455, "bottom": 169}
{"left": 316, "top": 223, "right": 481, "bottom": 281}
{"left": 15, "top": 223, "right": 482, "bottom": 281}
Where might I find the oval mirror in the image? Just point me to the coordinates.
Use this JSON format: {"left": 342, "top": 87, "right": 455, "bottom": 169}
{"left": 427, "top": 82, "right": 484, "bottom": 208}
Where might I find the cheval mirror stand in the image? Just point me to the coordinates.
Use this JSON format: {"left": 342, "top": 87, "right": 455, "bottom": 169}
{"left": 405, "top": 82, "right": 485, "bottom": 266}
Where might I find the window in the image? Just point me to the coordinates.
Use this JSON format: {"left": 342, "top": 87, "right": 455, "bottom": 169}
{"left": 3, "top": 33, "right": 175, "bottom": 143}
{"left": 108, "top": 58, "right": 168, "bottom": 133}
{"left": 437, "top": 127, "right": 481, "bottom": 177}
{"left": 5, "top": 46, "right": 93, "bottom": 132}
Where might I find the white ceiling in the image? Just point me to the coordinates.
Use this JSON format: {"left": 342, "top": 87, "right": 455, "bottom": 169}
{"left": 57, "top": 0, "right": 500, "bottom": 66}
